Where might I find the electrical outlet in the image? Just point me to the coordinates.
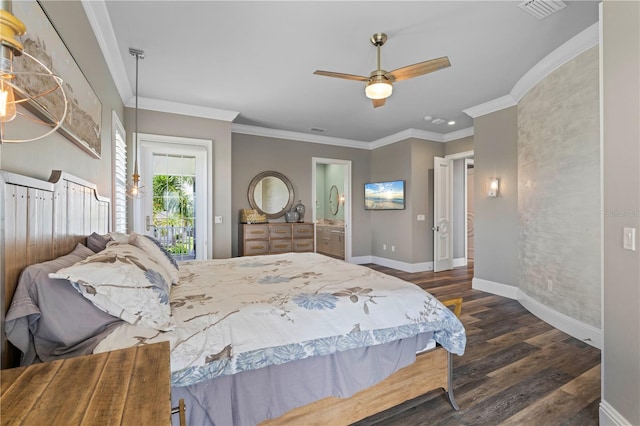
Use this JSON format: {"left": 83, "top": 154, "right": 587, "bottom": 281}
{"left": 391, "top": 245, "right": 395, "bottom": 252}
{"left": 417, "top": 214, "right": 426, "bottom": 221}
{"left": 215, "top": 216, "right": 223, "bottom": 224}
{"left": 383, "top": 244, "right": 386, "bottom": 251}
{"left": 547, "top": 279, "right": 553, "bottom": 291}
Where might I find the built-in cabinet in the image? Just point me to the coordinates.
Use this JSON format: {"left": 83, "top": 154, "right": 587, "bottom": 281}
{"left": 239, "top": 223, "right": 314, "bottom": 256}
{"left": 316, "top": 225, "right": 345, "bottom": 259}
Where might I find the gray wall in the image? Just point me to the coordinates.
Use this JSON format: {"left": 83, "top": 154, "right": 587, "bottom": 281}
{"left": 602, "top": 1, "right": 640, "bottom": 423}
{"left": 0, "top": 1, "right": 123, "bottom": 202}
{"left": 410, "top": 139, "right": 446, "bottom": 264}
{"left": 232, "top": 134, "right": 371, "bottom": 258}
{"left": 518, "top": 47, "right": 601, "bottom": 327}
{"left": 444, "top": 135, "right": 474, "bottom": 156}
{"left": 125, "top": 108, "right": 233, "bottom": 258}
{"left": 473, "top": 106, "right": 519, "bottom": 286}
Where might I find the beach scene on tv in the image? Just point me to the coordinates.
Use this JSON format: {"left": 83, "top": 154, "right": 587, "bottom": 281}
{"left": 364, "top": 180, "right": 405, "bottom": 210}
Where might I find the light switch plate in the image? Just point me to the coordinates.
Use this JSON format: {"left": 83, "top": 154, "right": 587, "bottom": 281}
{"left": 215, "top": 216, "right": 223, "bottom": 224}
{"left": 417, "top": 214, "right": 426, "bottom": 221}
{"left": 623, "top": 227, "right": 636, "bottom": 251}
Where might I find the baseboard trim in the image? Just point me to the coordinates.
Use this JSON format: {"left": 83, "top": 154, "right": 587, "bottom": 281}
{"left": 599, "top": 400, "right": 632, "bottom": 426}
{"left": 472, "top": 277, "right": 602, "bottom": 349}
{"left": 472, "top": 277, "right": 519, "bottom": 299}
{"left": 350, "top": 256, "right": 372, "bottom": 265}
{"left": 370, "top": 256, "right": 434, "bottom": 273}
{"left": 452, "top": 257, "right": 467, "bottom": 268}
{"left": 351, "top": 256, "right": 434, "bottom": 273}
{"left": 518, "top": 290, "right": 602, "bottom": 349}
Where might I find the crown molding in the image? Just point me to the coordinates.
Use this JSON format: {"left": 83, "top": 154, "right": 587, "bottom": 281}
{"left": 463, "top": 95, "right": 518, "bottom": 119}
{"left": 511, "top": 22, "right": 599, "bottom": 102}
{"left": 127, "top": 97, "right": 240, "bottom": 122}
{"left": 464, "top": 22, "right": 599, "bottom": 119}
{"left": 81, "top": 0, "right": 132, "bottom": 103}
{"left": 443, "top": 126, "right": 474, "bottom": 142}
{"left": 231, "top": 124, "right": 369, "bottom": 150}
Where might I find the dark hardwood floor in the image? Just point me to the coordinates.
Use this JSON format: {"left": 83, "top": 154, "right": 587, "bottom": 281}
{"left": 354, "top": 262, "right": 601, "bottom": 426}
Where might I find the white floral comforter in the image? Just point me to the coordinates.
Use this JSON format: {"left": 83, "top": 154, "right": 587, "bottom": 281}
{"left": 94, "top": 253, "right": 466, "bottom": 387}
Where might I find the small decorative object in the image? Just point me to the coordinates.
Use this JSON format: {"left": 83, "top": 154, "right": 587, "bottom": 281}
{"left": 285, "top": 211, "right": 299, "bottom": 223}
{"left": 240, "top": 209, "right": 267, "bottom": 224}
{"left": 294, "top": 200, "right": 306, "bottom": 222}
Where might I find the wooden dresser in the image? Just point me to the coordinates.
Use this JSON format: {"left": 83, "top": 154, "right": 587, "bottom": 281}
{"left": 239, "top": 223, "right": 314, "bottom": 256}
{"left": 0, "top": 342, "right": 171, "bottom": 425}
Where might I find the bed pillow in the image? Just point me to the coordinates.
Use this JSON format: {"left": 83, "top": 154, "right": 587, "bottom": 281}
{"left": 50, "top": 243, "right": 175, "bottom": 331}
{"left": 5, "top": 244, "right": 123, "bottom": 365}
{"left": 86, "top": 232, "right": 111, "bottom": 253}
{"left": 129, "top": 232, "right": 180, "bottom": 284}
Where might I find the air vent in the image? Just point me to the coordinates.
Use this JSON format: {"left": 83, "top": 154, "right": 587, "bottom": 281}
{"left": 431, "top": 118, "right": 446, "bottom": 125}
{"left": 309, "top": 127, "right": 326, "bottom": 132}
{"left": 519, "top": 0, "right": 566, "bottom": 20}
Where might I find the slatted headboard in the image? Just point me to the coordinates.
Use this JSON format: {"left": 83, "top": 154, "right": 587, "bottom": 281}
{"left": 0, "top": 170, "right": 110, "bottom": 369}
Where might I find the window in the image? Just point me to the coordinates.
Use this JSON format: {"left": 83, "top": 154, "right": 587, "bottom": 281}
{"left": 112, "top": 112, "right": 127, "bottom": 233}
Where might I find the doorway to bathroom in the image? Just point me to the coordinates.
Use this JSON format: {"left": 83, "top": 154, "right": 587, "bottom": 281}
{"left": 312, "top": 158, "right": 352, "bottom": 262}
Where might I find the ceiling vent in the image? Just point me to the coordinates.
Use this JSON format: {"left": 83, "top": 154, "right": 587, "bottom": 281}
{"left": 309, "top": 127, "right": 326, "bottom": 133}
{"left": 519, "top": 0, "right": 567, "bottom": 20}
{"left": 431, "top": 118, "right": 446, "bottom": 125}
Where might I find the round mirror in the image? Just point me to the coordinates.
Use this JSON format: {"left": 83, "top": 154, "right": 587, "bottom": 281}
{"left": 248, "top": 171, "right": 295, "bottom": 219}
{"left": 329, "top": 185, "right": 339, "bottom": 216}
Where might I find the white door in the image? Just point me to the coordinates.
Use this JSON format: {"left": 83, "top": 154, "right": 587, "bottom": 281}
{"left": 433, "top": 157, "right": 453, "bottom": 272}
{"left": 135, "top": 138, "right": 208, "bottom": 261}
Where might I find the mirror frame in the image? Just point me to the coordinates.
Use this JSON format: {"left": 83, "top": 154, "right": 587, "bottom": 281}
{"left": 329, "top": 185, "right": 339, "bottom": 216}
{"left": 247, "top": 171, "right": 295, "bottom": 219}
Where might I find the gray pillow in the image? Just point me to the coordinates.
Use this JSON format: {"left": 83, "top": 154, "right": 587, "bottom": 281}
{"left": 5, "top": 244, "right": 123, "bottom": 366}
{"left": 86, "top": 232, "right": 111, "bottom": 253}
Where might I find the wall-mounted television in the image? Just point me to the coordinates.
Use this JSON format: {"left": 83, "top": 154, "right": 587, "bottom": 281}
{"left": 364, "top": 180, "right": 406, "bottom": 210}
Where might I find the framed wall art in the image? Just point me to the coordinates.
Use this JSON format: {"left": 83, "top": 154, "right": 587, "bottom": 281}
{"left": 12, "top": 0, "right": 102, "bottom": 158}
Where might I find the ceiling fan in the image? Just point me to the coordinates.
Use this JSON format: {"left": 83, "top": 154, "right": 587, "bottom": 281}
{"left": 314, "top": 33, "right": 451, "bottom": 108}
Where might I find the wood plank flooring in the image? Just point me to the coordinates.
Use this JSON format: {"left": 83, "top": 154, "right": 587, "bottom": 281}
{"left": 354, "top": 263, "right": 601, "bottom": 426}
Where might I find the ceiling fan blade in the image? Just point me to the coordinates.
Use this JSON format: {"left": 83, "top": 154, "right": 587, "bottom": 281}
{"left": 385, "top": 57, "right": 451, "bottom": 82}
{"left": 372, "top": 98, "right": 386, "bottom": 108}
{"left": 313, "top": 70, "right": 369, "bottom": 82}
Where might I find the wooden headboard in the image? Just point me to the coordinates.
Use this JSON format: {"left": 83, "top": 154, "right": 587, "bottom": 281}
{"left": 0, "top": 170, "right": 110, "bottom": 369}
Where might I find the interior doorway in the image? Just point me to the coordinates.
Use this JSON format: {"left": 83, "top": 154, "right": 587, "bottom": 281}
{"left": 466, "top": 160, "right": 475, "bottom": 262}
{"left": 312, "top": 158, "right": 352, "bottom": 262}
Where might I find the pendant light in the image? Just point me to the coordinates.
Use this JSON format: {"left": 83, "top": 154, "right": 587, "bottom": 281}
{"left": 0, "top": 0, "right": 67, "bottom": 143}
{"left": 126, "top": 48, "right": 145, "bottom": 199}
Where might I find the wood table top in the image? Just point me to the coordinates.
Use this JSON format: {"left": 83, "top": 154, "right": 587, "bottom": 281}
{"left": 1, "top": 342, "right": 171, "bottom": 425}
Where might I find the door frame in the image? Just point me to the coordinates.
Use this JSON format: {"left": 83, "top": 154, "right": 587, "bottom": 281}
{"left": 444, "top": 150, "right": 474, "bottom": 267}
{"left": 132, "top": 133, "right": 213, "bottom": 259}
{"left": 311, "top": 157, "right": 352, "bottom": 262}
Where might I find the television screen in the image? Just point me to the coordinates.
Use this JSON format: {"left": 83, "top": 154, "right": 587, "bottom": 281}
{"left": 364, "top": 180, "right": 406, "bottom": 210}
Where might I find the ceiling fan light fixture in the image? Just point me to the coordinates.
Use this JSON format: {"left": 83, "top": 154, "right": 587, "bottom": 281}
{"left": 365, "top": 76, "right": 393, "bottom": 100}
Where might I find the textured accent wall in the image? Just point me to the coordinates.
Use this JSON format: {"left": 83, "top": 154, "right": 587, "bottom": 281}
{"left": 518, "top": 47, "right": 600, "bottom": 327}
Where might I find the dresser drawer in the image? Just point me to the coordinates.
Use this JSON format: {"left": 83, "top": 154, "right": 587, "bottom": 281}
{"left": 293, "top": 239, "right": 314, "bottom": 252}
{"left": 243, "top": 224, "right": 269, "bottom": 240}
{"left": 293, "top": 224, "right": 314, "bottom": 239}
{"left": 270, "top": 240, "right": 293, "bottom": 253}
{"left": 243, "top": 240, "right": 269, "bottom": 255}
{"left": 269, "top": 224, "right": 292, "bottom": 239}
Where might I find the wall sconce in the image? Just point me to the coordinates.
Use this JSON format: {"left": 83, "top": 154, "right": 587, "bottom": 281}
{"left": 488, "top": 178, "right": 500, "bottom": 197}
{"left": 339, "top": 194, "right": 345, "bottom": 205}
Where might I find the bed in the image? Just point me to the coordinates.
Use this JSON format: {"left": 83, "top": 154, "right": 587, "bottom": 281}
{"left": 0, "top": 170, "right": 466, "bottom": 425}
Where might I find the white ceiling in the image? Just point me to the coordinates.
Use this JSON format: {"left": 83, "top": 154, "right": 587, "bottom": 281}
{"left": 87, "top": 1, "right": 599, "bottom": 144}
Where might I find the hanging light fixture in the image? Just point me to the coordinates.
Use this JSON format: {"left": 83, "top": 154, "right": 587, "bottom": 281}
{"left": 127, "top": 48, "right": 145, "bottom": 199}
{"left": 0, "top": 0, "right": 67, "bottom": 143}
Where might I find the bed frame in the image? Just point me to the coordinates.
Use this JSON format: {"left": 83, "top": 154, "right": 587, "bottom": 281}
{"left": 0, "top": 169, "right": 459, "bottom": 425}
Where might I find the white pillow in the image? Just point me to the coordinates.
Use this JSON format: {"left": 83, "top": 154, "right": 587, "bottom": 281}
{"left": 129, "top": 233, "right": 180, "bottom": 285}
{"left": 50, "top": 243, "right": 175, "bottom": 331}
